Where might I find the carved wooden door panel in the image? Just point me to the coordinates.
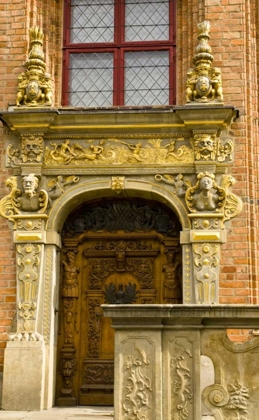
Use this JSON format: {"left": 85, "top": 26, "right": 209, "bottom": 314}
{"left": 56, "top": 233, "right": 181, "bottom": 406}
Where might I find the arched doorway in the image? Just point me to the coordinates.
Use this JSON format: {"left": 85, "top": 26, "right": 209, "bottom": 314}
{"left": 55, "top": 197, "right": 182, "bottom": 406}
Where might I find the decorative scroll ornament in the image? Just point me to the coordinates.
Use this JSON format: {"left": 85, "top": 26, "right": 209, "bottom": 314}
{"left": 221, "top": 174, "right": 243, "bottom": 222}
{"left": 194, "top": 243, "right": 219, "bottom": 304}
{"left": 203, "top": 380, "right": 250, "bottom": 420}
{"left": 155, "top": 174, "right": 191, "bottom": 198}
{"left": 17, "top": 244, "right": 41, "bottom": 328}
{"left": 47, "top": 175, "right": 79, "bottom": 205}
{"left": 171, "top": 339, "right": 193, "bottom": 420}
{"left": 64, "top": 199, "right": 180, "bottom": 237}
{"left": 104, "top": 282, "right": 138, "bottom": 304}
{"left": 123, "top": 345, "right": 152, "bottom": 420}
{"left": 16, "top": 27, "right": 52, "bottom": 107}
{"left": 44, "top": 138, "right": 194, "bottom": 165}
{"left": 186, "top": 21, "right": 223, "bottom": 104}
{"left": 185, "top": 172, "right": 226, "bottom": 213}
{"left": 84, "top": 362, "right": 114, "bottom": 384}
{"left": 0, "top": 177, "right": 21, "bottom": 224}
{"left": 111, "top": 176, "right": 125, "bottom": 194}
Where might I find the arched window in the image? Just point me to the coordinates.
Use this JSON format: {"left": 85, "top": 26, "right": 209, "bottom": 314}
{"left": 63, "top": 0, "right": 176, "bottom": 107}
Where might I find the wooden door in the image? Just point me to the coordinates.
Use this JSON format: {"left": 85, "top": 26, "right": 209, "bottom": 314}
{"left": 56, "top": 200, "right": 182, "bottom": 406}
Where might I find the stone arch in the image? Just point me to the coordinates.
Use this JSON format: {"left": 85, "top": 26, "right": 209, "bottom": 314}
{"left": 46, "top": 178, "right": 190, "bottom": 233}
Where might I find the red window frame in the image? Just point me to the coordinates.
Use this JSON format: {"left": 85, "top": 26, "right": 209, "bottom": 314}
{"left": 62, "top": 0, "right": 176, "bottom": 106}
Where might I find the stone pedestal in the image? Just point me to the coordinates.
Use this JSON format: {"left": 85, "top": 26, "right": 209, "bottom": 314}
{"left": 103, "top": 304, "right": 259, "bottom": 420}
{"left": 2, "top": 341, "right": 45, "bottom": 411}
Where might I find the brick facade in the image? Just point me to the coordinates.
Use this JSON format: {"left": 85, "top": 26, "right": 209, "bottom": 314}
{"left": 0, "top": 0, "right": 258, "bottom": 373}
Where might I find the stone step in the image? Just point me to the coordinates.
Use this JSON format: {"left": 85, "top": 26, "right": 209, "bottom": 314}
{"left": 0, "top": 407, "right": 114, "bottom": 420}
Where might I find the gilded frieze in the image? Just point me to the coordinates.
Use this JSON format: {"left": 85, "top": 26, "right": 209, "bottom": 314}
{"left": 44, "top": 138, "right": 194, "bottom": 165}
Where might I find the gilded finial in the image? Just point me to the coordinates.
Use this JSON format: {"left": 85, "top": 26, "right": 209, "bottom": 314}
{"left": 186, "top": 21, "right": 223, "bottom": 104}
{"left": 16, "top": 26, "right": 52, "bottom": 108}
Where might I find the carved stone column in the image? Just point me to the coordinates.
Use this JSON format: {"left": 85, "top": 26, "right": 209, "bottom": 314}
{"left": 1, "top": 209, "right": 61, "bottom": 410}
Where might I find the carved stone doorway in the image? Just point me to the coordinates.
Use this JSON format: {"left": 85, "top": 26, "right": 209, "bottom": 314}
{"left": 55, "top": 198, "right": 182, "bottom": 406}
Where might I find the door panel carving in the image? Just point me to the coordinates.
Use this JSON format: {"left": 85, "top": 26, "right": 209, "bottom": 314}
{"left": 56, "top": 199, "right": 181, "bottom": 406}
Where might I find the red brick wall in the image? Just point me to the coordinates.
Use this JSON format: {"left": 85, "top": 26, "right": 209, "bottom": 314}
{"left": 0, "top": 0, "right": 258, "bottom": 371}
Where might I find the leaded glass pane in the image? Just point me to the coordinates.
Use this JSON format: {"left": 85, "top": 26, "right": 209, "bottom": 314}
{"left": 68, "top": 52, "right": 114, "bottom": 107}
{"left": 70, "top": 0, "right": 114, "bottom": 44}
{"left": 124, "top": 50, "right": 169, "bottom": 106}
{"left": 125, "top": 0, "right": 169, "bottom": 42}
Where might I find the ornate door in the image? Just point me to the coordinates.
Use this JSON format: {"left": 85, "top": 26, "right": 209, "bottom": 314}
{"left": 55, "top": 199, "right": 182, "bottom": 406}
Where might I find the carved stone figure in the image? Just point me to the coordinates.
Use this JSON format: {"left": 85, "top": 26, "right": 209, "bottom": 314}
{"left": 17, "top": 174, "right": 48, "bottom": 213}
{"left": 21, "top": 134, "right": 44, "bottom": 163}
{"left": 186, "top": 172, "right": 226, "bottom": 213}
{"left": 62, "top": 250, "right": 79, "bottom": 297}
{"left": 16, "top": 27, "right": 52, "bottom": 107}
{"left": 191, "top": 133, "right": 217, "bottom": 161}
{"left": 163, "top": 249, "right": 181, "bottom": 303}
{"left": 47, "top": 175, "right": 79, "bottom": 205}
{"left": 186, "top": 21, "right": 224, "bottom": 104}
{"left": 155, "top": 173, "right": 191, "bottom": 198}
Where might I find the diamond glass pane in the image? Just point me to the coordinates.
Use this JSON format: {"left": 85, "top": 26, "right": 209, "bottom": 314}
{"left": 124, "top": 50, "right": 169, "bottom": 106}
{"left": 125, "top": 0, "right": 169, "bottom": 42}
{"left": 68, "top": 53, "right": 114, "bottom": 107}
{"left": 70, "top": 0, "right": 114, "bottom": 43}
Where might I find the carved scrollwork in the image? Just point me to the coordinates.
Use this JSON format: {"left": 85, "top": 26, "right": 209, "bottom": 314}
{"left": 203, "top": 380, "right": 250, "bottom": 420}
{"left": 123, "top": 345, "right": 152, "bottom": 420}
{"left": 0, "top": 177, "right": 21, "bottom": 224}
{"left": 64, "top": 199, "right": 180, "bottom": 237}
{"left": 87, "top": 298, "right": 101, "bottom": 358}
{"left": 221, "top": 174, "right": 243, "bottom": 222}
{"left": 84, "top": 362, "right": 114, "bottom": 384}
{"left": 126, "top": 258, "right": 154, "bottom": 288}
{"left": 171, "top": 338, "right": 193, "bottom": 420}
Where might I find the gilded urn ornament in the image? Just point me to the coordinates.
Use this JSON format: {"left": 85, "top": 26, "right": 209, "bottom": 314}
{"left": 16, "top": 26, "right": 53, "bottom": 107}
{"left": 186, "top": 21, "right": 223, "bottom": 104}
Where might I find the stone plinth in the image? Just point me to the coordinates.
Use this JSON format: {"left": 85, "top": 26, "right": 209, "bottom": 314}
{"left": 2, "top": 341, "right": 45, "bottom": 411}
